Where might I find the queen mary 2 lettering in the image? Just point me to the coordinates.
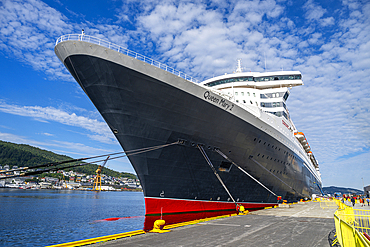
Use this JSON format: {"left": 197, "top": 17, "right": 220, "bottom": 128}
{"left": 204, "top": 91, "right": 234, "bottom": 111}
{"left": 55, "top": 34, "right": 322, "bottom": 230}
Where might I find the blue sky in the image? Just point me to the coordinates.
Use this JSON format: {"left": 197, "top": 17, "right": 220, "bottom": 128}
{"left": 0, "top": 0, "right": 369, "bottom": 189}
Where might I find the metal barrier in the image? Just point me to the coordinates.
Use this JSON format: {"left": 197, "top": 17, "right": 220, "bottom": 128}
{"left": 55, "top": 34, "right": 199, "bottom": 84}
{"left": 319, "top": 198, "right": 338, "bottom": 209}
{"left": 332, "top": 199, "right": 370, "bottom": 247}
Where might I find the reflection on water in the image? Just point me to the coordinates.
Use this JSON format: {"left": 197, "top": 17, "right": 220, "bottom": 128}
{"left": 0, "top": 188, "right": 145, "bottom": 246}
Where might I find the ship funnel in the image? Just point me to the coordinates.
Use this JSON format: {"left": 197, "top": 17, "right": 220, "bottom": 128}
{"left": 235, "top": 59, "right": 242, "bottom": 73}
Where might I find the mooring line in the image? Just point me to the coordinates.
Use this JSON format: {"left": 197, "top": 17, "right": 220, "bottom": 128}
{"left": 248, "top": 156, "right": 306, "bottom": 198}
{"left": 197, "top": 145, "right": 237, "bottom": 206}
{"left": 215, "top": 149, "right": 279, "bottom": 198}
{"left": 0, "top": 141, "right": 180, "bottom": 180}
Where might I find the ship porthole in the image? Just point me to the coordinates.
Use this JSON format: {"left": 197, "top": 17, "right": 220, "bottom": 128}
{"left": 113, "top": 129, "right": 118, "bottom": 134}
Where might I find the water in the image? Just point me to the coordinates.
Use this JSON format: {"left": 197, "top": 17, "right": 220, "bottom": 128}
{"left": 0, "top": 189, "right": 145, "bottom": 246}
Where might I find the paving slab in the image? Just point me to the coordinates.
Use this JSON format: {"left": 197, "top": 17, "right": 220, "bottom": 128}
{"left": 90, "top": 202, "right": 338, "bottom": 247}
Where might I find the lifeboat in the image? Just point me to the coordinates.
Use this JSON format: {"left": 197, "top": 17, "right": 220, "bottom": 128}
{"left": 294, "top": 131, "right": 318, "bottom": 168}
{"left": 294, "top": 132, "right": 305, "bottom": 141}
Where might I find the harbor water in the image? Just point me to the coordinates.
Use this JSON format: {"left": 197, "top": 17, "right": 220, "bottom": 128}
{"left": 0, "top": 188, "right": 145, "bottom": 246}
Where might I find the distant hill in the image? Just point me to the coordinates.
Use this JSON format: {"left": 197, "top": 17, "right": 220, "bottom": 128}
{"left": 0, "top": 140, "right": 136, "bottom": 179}
{"left": 322, "top": 186, "right": 363, "bottom": 195}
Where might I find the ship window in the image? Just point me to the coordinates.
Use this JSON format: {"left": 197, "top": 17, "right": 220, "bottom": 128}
{"left": 247, "top": 92, "right": 250, "bottom": 96}
{"left": 283, "top": 92, "right": 289, "bottom": 101}
{"left": 260, "top": 94, "right": 268, "bottom": 99}
{"left": 250, "top": 100, "right": 253, "bottom": 104}
{"left": 243, "top": 100, "right": 246, "bottom": 103}
{"left": 253, "top": 93, "right": 256, "bottom": 97}
{"left": 235, "top": 92, "right": 238, "bottom": 96}
{"left": 219, "top": 161, "right": 232, "bottom": 172}
{"left": 236, "top": 100, "right": 239, "bottom": 103}
{"left": 241, "top": 92, "right": 244, "bottom": 96}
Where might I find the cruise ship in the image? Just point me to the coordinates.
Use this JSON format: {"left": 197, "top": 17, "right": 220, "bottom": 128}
{"left": 55, "top": 34, "right": 322, "bottom": 229}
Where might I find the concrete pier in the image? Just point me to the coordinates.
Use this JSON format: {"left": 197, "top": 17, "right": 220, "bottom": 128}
{"left": 90, "top": 201, "right": 338, "bottom": 247}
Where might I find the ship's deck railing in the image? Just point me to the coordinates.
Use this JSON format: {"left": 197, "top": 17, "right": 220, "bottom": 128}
{"left": 55, "top": 34, "right": 199, "bottom": 83}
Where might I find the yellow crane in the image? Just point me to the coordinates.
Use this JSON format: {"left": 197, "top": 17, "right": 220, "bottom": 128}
{"left": 93, "top": 156, "right": 109, "bottom": 191}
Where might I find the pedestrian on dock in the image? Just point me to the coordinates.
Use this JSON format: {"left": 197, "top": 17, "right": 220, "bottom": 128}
{"left": 366, "top": 198, "right": 369, "bottom": 206}
{"left": 351, "top": 197, "right": 355, "bottom": 207}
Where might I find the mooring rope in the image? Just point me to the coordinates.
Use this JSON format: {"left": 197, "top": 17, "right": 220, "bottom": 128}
{"left": 0, "top": 141, "right": 180, "bottom": 180}
{"left": 197, "top": 145, "right": 237, "bottom": 206}
{"left": 248, "top": 156, "right": 306, "bottom": 198}
{"left": 215, "top": 149, "right": 279, "bottom": 198}
{"left": 249, "top": 157, "right": 296, "bottom": 193}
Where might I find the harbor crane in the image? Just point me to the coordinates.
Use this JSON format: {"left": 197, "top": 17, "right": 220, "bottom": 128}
{"left": 93, "top": 156, "right": 110, "bottom": 191}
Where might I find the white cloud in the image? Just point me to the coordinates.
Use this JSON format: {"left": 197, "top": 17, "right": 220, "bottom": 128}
{"left": 303, "top": 0, "right": 326, "bottom": 21}
{"left": 0, "top": 0, "right": 131, "bottom": 82}
{"left": 0, "top": 101, "right": 116, "bottom": 144}
{"left": 0, "top": 0, "right": 73, "bottom": 81}
{"left": 320, "top": 17, "right": 335, "bottom": 26}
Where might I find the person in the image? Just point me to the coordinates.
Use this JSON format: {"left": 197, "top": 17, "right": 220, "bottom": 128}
{"left": 79, "top": 29, "right": 85, "bottom": 41}
{"left": 367, "top": 198, "right": 370, "bottom": 206}
{"left": 351, "top": 197, "right": 355, "bottom": 207}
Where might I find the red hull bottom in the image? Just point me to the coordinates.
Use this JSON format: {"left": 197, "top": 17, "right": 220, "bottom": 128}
{"left": 143, "top": 197, "right": 277, "bottom": 231}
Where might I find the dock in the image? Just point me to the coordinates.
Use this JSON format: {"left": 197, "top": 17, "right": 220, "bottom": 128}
{"left": 86, "top": 201, "right": 337, "bottom": 247}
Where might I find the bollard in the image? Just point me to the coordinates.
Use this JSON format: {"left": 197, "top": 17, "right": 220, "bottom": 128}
{"left": 149, "top": 219, "right": 171, "bottom": 233}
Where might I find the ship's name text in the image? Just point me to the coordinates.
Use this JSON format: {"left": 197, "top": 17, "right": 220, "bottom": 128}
{"left": 204, "top": 91, "right": 234, "bottom": 111}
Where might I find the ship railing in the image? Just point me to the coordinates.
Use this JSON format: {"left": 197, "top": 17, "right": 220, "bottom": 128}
{"left": 55, "top": 34, "right": 199, "bottom": 84}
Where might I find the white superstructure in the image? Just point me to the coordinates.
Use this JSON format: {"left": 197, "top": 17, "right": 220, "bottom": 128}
{"left": 201, "top": 61, "right": 321, "bottom": 183}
